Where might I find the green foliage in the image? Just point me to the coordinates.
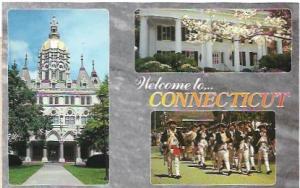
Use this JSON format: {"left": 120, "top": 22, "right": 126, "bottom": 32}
{"left": 139, "top": 61, "right": 173, "bottom": 72}
{"left": 136, "top": 52, "right": 200, "bottom": 72}
{"left": 259, "top": 53, "right": 291, "bottom": 72}
{"left": 178, "top": 64, "right": 202, "bottom": 72}
{"left": 64, "top": 164, "right": 108, "bottom": 184}
{"left": 151, "top": 146, "right": 276, "bottom": 185}
{"left": 9, "top": 164, "right": 43, "bottom": 185}
{"left": 8, "top": 64, "right": 52, "bottom": 151}
{"left": 212, "top": 111, "right": 275, "bottom": 125}
{"left": 78, "top": 75, "right": 109, "bottom": 153}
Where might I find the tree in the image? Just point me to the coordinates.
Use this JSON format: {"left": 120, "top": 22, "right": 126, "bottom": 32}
{"left": 8, "top": 64, "right": 52, "bottom": 152}
{"left": 182, "top": 9, "right": 291, "bottom": 44}
{"left": 77, "top": 75, "right": 109, "bottom": 153}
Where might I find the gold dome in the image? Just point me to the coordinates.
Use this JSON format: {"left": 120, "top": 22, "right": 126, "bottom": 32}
{"left": 41, "top": 38, "right": 68, "bottom": 51}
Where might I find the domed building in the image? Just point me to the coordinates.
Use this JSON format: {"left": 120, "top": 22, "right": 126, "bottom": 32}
{"left": 18, "top": 16, "right": 101, "bottom": 163}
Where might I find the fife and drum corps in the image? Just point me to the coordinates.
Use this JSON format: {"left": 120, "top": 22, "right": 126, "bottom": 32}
{"left": 158, "top": 119, "right": 275, "bottom": 178}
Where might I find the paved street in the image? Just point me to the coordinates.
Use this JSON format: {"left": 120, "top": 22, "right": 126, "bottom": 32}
{"left": 22, "top": 163, "right": 83, "bottom": 186}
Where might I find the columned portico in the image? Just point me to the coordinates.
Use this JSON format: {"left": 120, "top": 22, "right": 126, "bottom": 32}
{"left": 76, "top": 143, "right": 83, "bottom": 164}
{"left": 205, "top": 41, "right": 213, "bottom": 68}
{"left": 276, "top": 38, "right": 283, "bottom": 54}
{"left": 233, "top": 36, "right": 240, "bottom": 72}
{"left": 42, "top": 143, "right": 48, "bottom": 162}
{"left": 25, "top": 141, "right": 31, "bottom": 162}
{"left": 139, "top": 16, "right": 148, "bottom": 58}
{"left": 59, "top": 141, "right": 65, "bottom": 163}
{"left": 175, "top": 18, "right": 182, "bottom": 53}
{"left": 262, "top": 40, "right": 267, "bottom": 56}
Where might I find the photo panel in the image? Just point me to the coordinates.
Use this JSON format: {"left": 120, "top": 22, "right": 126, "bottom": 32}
{"left": 7, "top": 9, "right": 109, "bottom": 186}
{"left": 135, "top": 9, "right": 291, "bottom": 73}
{"left": 151, "top": 111, "right": 276, "bottom": 185}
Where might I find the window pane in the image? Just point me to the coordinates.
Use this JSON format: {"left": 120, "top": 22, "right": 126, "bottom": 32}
{"left": 49, "top": 97, "right": 53, "bottom": 104}
{"left": 81, "top": 96, "right": 85, "bottom": 105}
{"left": 71, "top": 96, "right": 75, "bottom": 104}
{"left": 81, "top": 116, "right": 87, "bottom": 124}
{"left": 55, "top": 97, "right": 59, "bottom": 104}
{"left": 87, "top": 96, "right": 91, "bottom": 105}
{"left": 39, "top": 96, "right": 43, "bottom": 104}
{"left": 65, "top": 96, "right": 69, "bottom": 104}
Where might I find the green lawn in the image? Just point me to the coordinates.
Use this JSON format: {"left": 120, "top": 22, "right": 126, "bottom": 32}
{"left": 151, "top": 146, "right": 276, "bottom": 185}
{"left": 64, "top": 164, "right": 108, "bottom": 185}
{"left": 9, "top": 164, "right": 43, "bottom": 185}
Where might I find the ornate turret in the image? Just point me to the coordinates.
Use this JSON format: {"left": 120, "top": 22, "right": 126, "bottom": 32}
{"left": 38, "top": 16, "right": 70, "bottom": 82}
{"left": 90, "top": 60, "right": 101, "bottom": 87}
{"left": 49, "top": 16, "right": 60, "bottom": 39}
{"left": 77, "top": 54, "right": 93, "bottom": 89}
{"left": 19, "top": 53, "right": 32, "bottom": 86}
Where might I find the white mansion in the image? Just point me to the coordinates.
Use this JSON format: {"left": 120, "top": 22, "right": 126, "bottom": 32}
{"left": 138, "top": 9, "right": 285, "bottom": 72}
{"left": 18, "top": 17, "right": 101, "bottom": 163}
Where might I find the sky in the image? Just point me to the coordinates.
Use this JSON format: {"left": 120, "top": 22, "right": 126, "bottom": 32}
{"left": 8, "top": 9, "right": 109, "bottom": 80}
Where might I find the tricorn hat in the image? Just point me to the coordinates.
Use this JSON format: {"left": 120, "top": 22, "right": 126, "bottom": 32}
{"left": 218, "top": 123, "right": 227, "bottom": 128}
{"left": 166, "top": 119, "right": 177, "bottom": 126}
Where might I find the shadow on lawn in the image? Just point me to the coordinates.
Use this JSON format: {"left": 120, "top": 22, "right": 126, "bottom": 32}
{"left": 154, "top": 174, "right": 182, "bottom": 179}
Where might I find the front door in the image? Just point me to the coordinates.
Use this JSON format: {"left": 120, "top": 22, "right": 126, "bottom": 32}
{"left": 47, "top": 141, "right": 59, "bottom": 162}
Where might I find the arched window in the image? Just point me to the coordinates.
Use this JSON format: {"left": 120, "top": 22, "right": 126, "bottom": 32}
{"left": 65, "top": 110, "right": 75, "bottom": 125}
{"left": 45, "top": 70, "right": 49, "bottom": 80}
{"left": 59, "top": 71, "right": 63, "bottom": 80}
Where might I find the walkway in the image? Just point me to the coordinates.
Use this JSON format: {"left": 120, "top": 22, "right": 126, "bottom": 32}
{"left": 22, "top": 163, "right": 83, "bottom": 186}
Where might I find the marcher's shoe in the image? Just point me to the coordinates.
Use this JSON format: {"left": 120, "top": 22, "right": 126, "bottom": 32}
{"left": 251, "top": 166, "right": 256, "bottom": 171}
{"left": 266, "top": 170, "right": 272, "bottom": 175}
{"left": 175, "top": 175, "right": 182, "bottom": 179}
{"left": 168, "top": 174, "right": 173, "bottom": 178}
{"left": 202, "top": 163, "right": 206, "bottom": 169}
{"left": 246, "top": 171, "right": 251, "bottom": 176}
{"left": 257, "top": 170, "right": 262, "bottom": 173}
{"left": 227, "top": 171, "right": 232, "bottom": 176}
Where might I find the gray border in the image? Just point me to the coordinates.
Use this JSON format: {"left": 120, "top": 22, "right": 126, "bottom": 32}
{"left": 2, "top": 2, "right": 299, "bottom": 188}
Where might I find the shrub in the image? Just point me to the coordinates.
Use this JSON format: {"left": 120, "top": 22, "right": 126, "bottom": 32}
{"left": 178, "top": 64, "right": 202, "bottom": 72}
{"left": 135, "top": 56, "right": 155, "bottom": 71}
{"left": 86, "top": 154, "right": 108, "bottom": 168}
{"left": 9, "top": 154, "right": 22, "bottom": 167}
{"left": 241, "top": 68, "right": 252, "bottom": 72}
{"left": 204, "top": 67, "right": 217, "bottom": 72}
{"left": 259, "top": 53, "right": 291, "bottom": 72}
{"left": 139, "top": 61, "right": 172, "bottom": 72}
{"left": 136, "top": 52, "right": 199, "bottom": 72}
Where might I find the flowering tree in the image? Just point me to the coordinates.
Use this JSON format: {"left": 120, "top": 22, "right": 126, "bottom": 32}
{"left": 182, "top": 9, "right": 291, "bottom": 45}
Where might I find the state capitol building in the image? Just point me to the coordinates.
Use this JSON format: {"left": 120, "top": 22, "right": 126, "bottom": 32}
{"left": 18, "top": 17, "right": 101, "bottom": 163}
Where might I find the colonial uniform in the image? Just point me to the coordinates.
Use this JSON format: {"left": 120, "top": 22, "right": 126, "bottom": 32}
{"left": 237, "top": 130, "right": 251, "bottom": 174}
{"left": 257, "top": 125, "right": 272, "bottom": 174}
{"left": 215, "top": 124, "right": 232, "bottom": 175}
{"left": 196, "top": 130, "right": 208, "bottom": 167}
{"left": 160, "top": 120, "right": 183, "bottom": 178}
{"left": 184, "top": 129, "right": 197, "bottom": 161}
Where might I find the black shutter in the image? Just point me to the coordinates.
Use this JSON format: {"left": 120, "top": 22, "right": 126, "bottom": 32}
{"left": 182, "top": 27, "right": 186, "bottom": 41}
{"left": 157, "top": 25, "right": 162, "bottom": 41}
{"left": 221, "top": 52, "right": 224, "bottom": 63}
{"left": 194, "top": 51, "right": 198, "bottom": 64}
{"left": 243, "top": 52, "right": 246, "bottom": 66}
{"left": 250, "top": 52, "right": 254, "bottom": 66}
{"left": 239, "top": 52, "right": 242, "bottom": 65}
{"left": 232, "top": 52, "right": 234, "bottom": 66}
{"left": 171, "top": 26, "right": 175, "bottom": 41}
